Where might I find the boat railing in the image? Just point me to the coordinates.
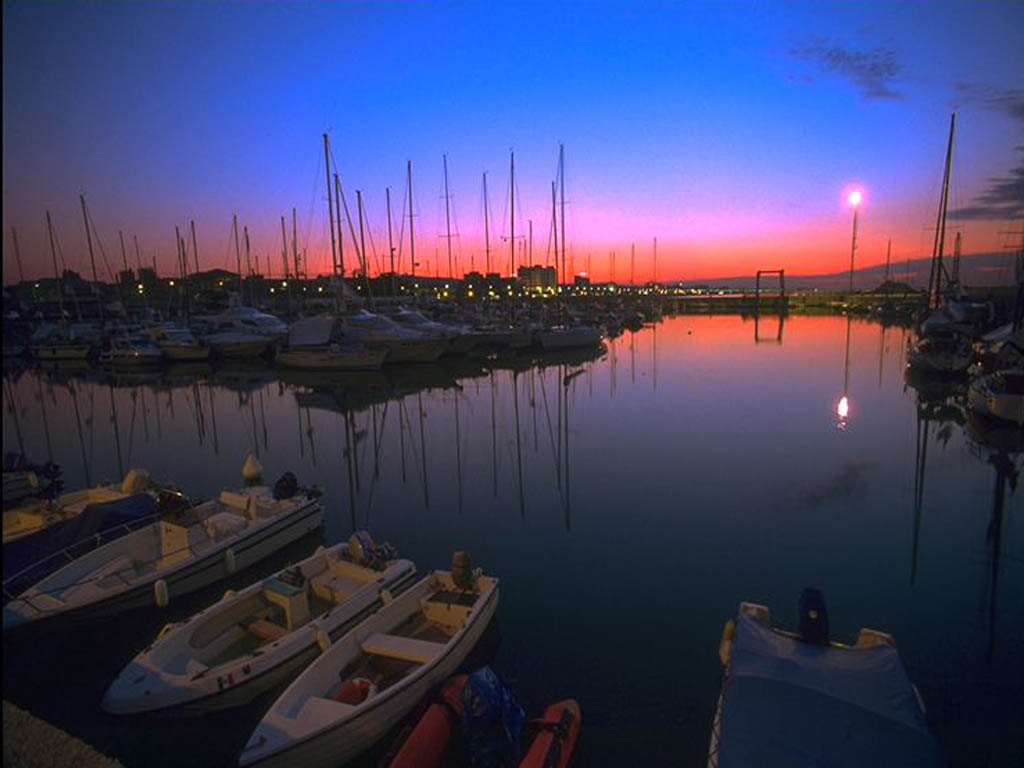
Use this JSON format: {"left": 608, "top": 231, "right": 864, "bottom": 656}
{"left": 2, "top": 513, "right": 161, "bottom": 603}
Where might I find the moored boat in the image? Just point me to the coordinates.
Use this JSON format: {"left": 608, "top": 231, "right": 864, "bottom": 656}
{"left": 3, "top": 465, "right": 324, "bottom": 630}
{"left": 967, "top": 369, "right": 1024, "bottom": 426}
{"left": 98, "top": 336, "right": 164, "bottom": 366}
{"left": 102, "top": 532, "right": 415, "bottom": 714}
{"left": 707, "top": 594, "right": 942, "bottom": 768}
{"left": 142, "top": 324, "right": 211, "bottom": 361}
{"left": 276, "top": 316, "right": 386, "bottom": 371}
{"left": 239, "top": 555, "right": 498, "bottom": 768}
{"left": 537, "top": 325, "right": 603, "bottom": 350}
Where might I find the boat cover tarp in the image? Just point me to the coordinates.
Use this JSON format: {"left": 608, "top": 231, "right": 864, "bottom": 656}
{"left": 3, "top": 493, "right": 158, "bottom": 591}
{"left": 288, "top": 316, "right": 338, "bottom": 348}
{"left": 718, "top": 614, "right": 944, "bottom": 768}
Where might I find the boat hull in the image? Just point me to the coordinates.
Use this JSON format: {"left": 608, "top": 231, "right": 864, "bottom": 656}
{"left": 161, "top": 343, "right": 211, "bottom": 361}
{"left": 31, "top": 345, "right": 91, "bottom": 360}
{"left": 3, "top": 500, "right": 324, "bottom": 630}
{"left": 381, "top": 339, "right": 448, "bottom": 364}
{"left": 240, "top": 584, "right": 500, "bottom": 768}
{"left": 276, "top": 347, "right": 386, "bottom": 371}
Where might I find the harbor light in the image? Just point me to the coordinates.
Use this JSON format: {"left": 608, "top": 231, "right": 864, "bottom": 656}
{"left": 847, "top": 189, "right": 862, "bottom": 207}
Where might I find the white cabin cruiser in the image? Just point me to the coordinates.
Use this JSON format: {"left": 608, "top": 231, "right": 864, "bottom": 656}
{"left": 142, "top": 325, "right": 210, "bottom": 361}
{"left": 275, "top": 317, "right": 386, "bottom": 371}
{"left": 341, "top": 311, "right": 448, "bottom": 364}
{"left": 98, "top": 336, "right": 164, "bottom": 366}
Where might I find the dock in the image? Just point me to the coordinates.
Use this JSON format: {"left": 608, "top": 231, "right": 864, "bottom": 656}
{"left": 3, "top": 701, "right": 124, "bottom": 768}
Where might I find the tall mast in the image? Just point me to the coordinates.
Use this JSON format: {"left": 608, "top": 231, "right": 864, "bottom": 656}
{"left": 190, "top": 219, "right": 200, "bottom": 275}
{"left": 292, "top": 207, "right": 299, "bottom": 280}
{"left": 45, "top": 212, "right": 64, "bottom": 319}
{"left": 323, "top": 134, "right": 338, "bottom": 276}
{"left": 885, "top": 238, "right": 891, "bottom": 283}
{"left": 133, "top": 234, "right": 148, "bottom": 310}
{"left": 79, "top": 194, "right": 104, "bottom": 321}
{"left": 280, "top": 215, "right": 289, "bottom": 280}
{"left": 11, "top": 227, "right": 25, "bottom": 284}
{"left": 510, "top": 151, "right": 515, "bottom": 278}
{"left": 559, "top": 144, "right": 567, "bottom": 287}
{"left": 356, "top": 190, "right": 373, "bottom": 304}
{"left": 443, "top": 154, "right": 453, "bottom": 278}
{"left": 630, "top": 242, "right": 635, "bottom": 286}
{"left": 483, "top": 172, "right": 491, "bottom": 273}
{"left": 175, "top": 224, "right": 187, "bottom": 318}
{"left": 551, "top": 181, "right": 559, "bottom": 283}
{"left": 952, "top": 231, "right": 962, "bottom": 286}
{"left": 334, "top": 173, "right": 345, "bottom": 279}
{"left": 233, "top": 214, "right": 242, "bottom": 295}
{"left": 653, "top": 237, "right": 658, "bottom": 284}
{"left": 243, "top": 226, "right": 252, "bottom": 304}
{"left": 408, "top": 161, "right": 416, "bottom": 278}
{"left": 928, "top": 112, "right": 956, "bottom": 309}
{"left": 386, "top": 187, "right": 396, "bottom": 294}
{"left": 118, "top": 229, "right": 129, "bottom": 278}
{"left": 529, "top": 219, "right": 533, "bottom": 265}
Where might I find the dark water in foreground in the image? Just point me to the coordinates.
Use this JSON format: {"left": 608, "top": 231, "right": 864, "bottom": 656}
{"left": 3, "top": 315, "right": 1022, "bottom": 767}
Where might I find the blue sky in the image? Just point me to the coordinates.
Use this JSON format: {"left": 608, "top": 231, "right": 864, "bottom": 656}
{"left": 3, "top": 1, "right": 1022, "bottom": 282}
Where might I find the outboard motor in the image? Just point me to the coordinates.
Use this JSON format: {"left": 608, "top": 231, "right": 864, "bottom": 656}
{"left": 451, "top": 551, "right": 475, "bottom": 591}
{"left": 272, "top": 471, "right": 298, "bottom": 500}
{"left": 798, "top": 587, "right": 830, "bottom": 646}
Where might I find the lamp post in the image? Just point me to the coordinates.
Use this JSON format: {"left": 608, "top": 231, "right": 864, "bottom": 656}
{"left": 847, "top": 189, "right": 862, "bottom": 293}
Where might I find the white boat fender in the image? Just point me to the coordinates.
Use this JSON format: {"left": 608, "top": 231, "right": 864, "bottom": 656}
{"left": 225, "top": 547, "right": 237, "bottom": 573}
{"left": 718, "top": 619, "right": 735, "bottom": 667}
{"left": 379, "top": 588, "right": 393, "bottom": 605}
{"left": 154, "top": 579, "right": 169, "bottom": 608}
{"left": 221, "top": 589, "right": 236, "bottom": 601}
{"left": 315, "top": 629, "right": 331, "bottom": 653}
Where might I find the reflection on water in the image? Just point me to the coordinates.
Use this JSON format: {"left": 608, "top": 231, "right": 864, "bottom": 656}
{"left": 2, "top": 315, "right": 1021, "bottom": 767}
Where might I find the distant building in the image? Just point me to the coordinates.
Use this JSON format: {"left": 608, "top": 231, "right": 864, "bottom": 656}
{"left": 518, "top": 265, "right": 556, "bottom": 290}
{"left": 574, "top": 274, "right": 591, "bottom": 286}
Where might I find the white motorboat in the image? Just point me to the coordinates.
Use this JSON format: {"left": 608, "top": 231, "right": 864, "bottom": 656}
{"left": 341, "top": 311, "right": 448, "bottom": 364}
{"left": 276, "top": 317, "right": 386, "bottom": 371}
{"left": 537, "top": 325, "right": 603, "bottom": 350}
{"left": 3, "top": 468, "right": 324, "bottom": 630}
{"left": 102, "top": 534, "right": 416, "bottom": 714}
{"left": 239, "top": 559, "right": 498, "bottom": 768}
{"left": 195, "top": 296, "right": 289, "bottom": 341}
{"left": 98, "top": 336, "right": 164, "bottom": 366}
{"left": 202, "top": 331, "right": 273, "bottom": 359}
{"left": 708, "top": 596, "right": 942, "bottom": 768}
{"left": 142, "top": 325, "right": 210, "bottom": 361}
{"left": 29, "top": 324, "right": 93, "bottom": 360}
{"left": 967, "top": 369, "right": 1024, "bottom": 426}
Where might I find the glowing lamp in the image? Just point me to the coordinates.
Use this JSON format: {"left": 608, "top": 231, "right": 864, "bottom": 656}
{"left": 847, "top": 190, "right": 862, "bottom": 207}
{"left": 837, "top": 396, "right": 849, "bottom": 419}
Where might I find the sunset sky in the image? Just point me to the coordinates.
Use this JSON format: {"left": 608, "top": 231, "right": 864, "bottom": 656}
{"left": 3, "top": 0, "right": 1023, "bottom": 284}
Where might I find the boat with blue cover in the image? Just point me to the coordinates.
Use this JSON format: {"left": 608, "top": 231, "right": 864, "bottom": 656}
{"left": 708, "top": 593, "right": 944, "bottom": 768}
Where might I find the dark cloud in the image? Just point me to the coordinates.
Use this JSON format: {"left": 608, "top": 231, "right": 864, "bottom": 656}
{"left": 953, "top": 82, "right": 1024, "bottom": 125}
{"left": 949, "top": 146, "right": 1024, "bottom": 221}
{"left": 790, "top": 39, "right": 904, "bottom": 101}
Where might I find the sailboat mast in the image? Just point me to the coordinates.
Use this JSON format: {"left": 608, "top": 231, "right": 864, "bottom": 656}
{"left": 559, "top": 144, "right": 566, "bottom": 287}
{"left": 280, "top": 215, "right": 290, "bottom": 280}
{"left": 243, "top": 226, "right": 252, "bottom": 303}
{"left": 233, "top": 215, "right": 242, "bottom": 295}
{"left": 356, "top": 190, "right": 373, "bottom": 303}
{"left": 323, "top": 134, "right": 338, "bottom": 276}
{"left": 292, "top": 207, "right": 299, "bottom": 279}
{"left": 551, "top": 181, "right": 559, "bottom": 283}
{"left": 386, "top": 186, "right": 396, "bottom": 294}
{"left": 885, "top": 238, "right": 891, "bottom": 283}
{"left": 79, "top": 194, "right": 104, "bottom": 321}
{"left": 10, "top": 227, "right": 25, "bottom": 284}
{"left": 334, "top": 173, "right": 345, "bottom": 279}
{"left": 443, "top": 154, "right": 453, "bottom": 278}
{"left": 483, "top": 172, "right": 491, "bottom": 273}
{"left": 631, "top": 242, "right": 635, "bottom": 286}
{"left": 653, "top": 237, "right": 658, "bottom": 284}
{"left": 45, "top": 212, "right": 64, "bottom": 319}
{"left": 928, "top": 113, "right": 956, "bottom": 308}
{"left": 510, "top": 151, "right": 515, "bottom": 279}
{"left": 118, "top": 230, "right": 129, "bottom": 278}
{"left": 408, "top": 161, "right": 416, "bottom": 279}
{"left": 190, "top": 220, "right": 200, "bottom": 275}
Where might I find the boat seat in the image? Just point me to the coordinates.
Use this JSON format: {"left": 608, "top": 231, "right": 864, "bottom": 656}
{"left": 204, "top": 511, "right": 249, "bottom": 541}
{"left": 310, "top": 571, "right": 365, "bottom": 603}
{"left": 246, "top": 618, "right": 287, "bottom": 642}
{"left": 361, "top": 633, "right": 445, "bottom": 664}
{"left": 294, "top": 695, "right": 356, "bottom": 725}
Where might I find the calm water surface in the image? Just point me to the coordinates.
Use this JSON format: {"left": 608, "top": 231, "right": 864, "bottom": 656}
{"left": 3, "top": 315, "right": 1022, "bottom": 766}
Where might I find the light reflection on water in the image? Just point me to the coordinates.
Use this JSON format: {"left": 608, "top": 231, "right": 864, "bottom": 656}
{"left": 2, "top": 314, "right": 1021, "bottom": 767}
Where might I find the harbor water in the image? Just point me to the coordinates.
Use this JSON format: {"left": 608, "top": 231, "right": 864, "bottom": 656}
{"left": 3, "top": 314, "right": 1021, "bottom": 766}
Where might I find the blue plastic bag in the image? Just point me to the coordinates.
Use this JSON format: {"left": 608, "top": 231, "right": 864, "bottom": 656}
{"left": 461, "top": 666, "right": 526, "bottom": 767}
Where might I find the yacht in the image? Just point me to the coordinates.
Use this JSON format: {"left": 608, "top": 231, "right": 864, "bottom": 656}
{"left": 340, "top": 311, "right": 448, "bottom": 364}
